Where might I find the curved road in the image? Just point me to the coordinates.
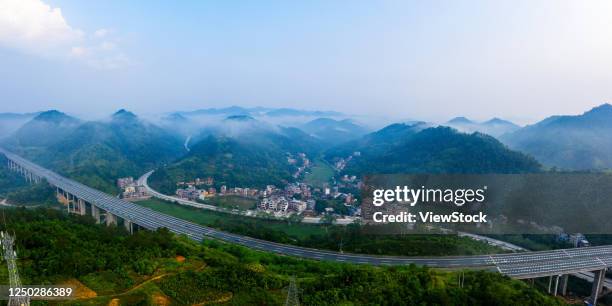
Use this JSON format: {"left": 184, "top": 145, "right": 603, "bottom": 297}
{"left": 138, "top": 171, "right": 356, "bottom": 225}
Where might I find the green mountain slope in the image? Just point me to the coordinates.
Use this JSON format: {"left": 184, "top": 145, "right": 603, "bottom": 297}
{"left": 301, "top": 117, "right": 369, "bottom": 145}
{"left": 6, "top": 110, "right": 80, "bottom": 148}
{"left": 5, "top": 110, "right": 184, "bottom": 193}
{"left": 0, "top": 208, "right": 564, "bottom": 306}
{"left": 501, "top": 103, "right": 612, "bottom": 170}
{"left": 150, "top": 116, "right": 325, "bottom": 193}
{"left": 326, "top": 124, "right": 541, "bottom": 175}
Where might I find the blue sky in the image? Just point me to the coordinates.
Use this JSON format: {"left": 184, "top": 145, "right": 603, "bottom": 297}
{"left": 1, "top": 0, "right": 612, "bottom": 123}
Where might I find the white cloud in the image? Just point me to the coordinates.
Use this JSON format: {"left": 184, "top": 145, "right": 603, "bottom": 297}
{"left": 0, "top": 0, "right": 82, "bottom": 54}
{"left": 0, "top": 0, "right": 129, "bottom": 69}
{"left": 68, "top": 43, "right": 130, "bottom": 70}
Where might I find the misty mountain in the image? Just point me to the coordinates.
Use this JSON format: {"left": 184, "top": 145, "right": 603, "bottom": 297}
{"left": 178, "top": 106, "right": 254, "bottom": 117}
{"left": 265, "top": 108, "right": 342, "bottom": 117}
{"left": 0, "top": 112, "right": 39, "bottom": 139}
{"left": 5, "top": 110, "right": 184, "bottom": 193}
{"left": 448, "top": 117, "right": 473, "bottom": 125}
{"left": 192, "top": 115, "right": 323, "bottom": 154}
{"left": 501, "top": 103, "right": 612, "bottom": 170}
{"left": 445, "top": 117, "right": 520, "bottom": 137}
{"left": 7, "top": 110, "right": 81, "bottom": 147}
{"left": 159, "top": 113, "right": 191, "bottom": 136}
{"left": 326, "top": 124, "right": 541, "bottom": 175}
{"left": 177, "top": 106, "right": 343, "bottom": 118}
{"left": 301, "top": 118, "right": 370, "bottom": 144}
{"left": 149, "top": 116, "right": 324, "bottom": 192}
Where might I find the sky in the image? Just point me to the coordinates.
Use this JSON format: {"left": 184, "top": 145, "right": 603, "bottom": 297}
{"left": 1, "top": 0, "right": 612, "bottom": 124}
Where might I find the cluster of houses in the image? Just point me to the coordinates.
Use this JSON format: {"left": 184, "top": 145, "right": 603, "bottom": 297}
{"left": 257, "top": 183, "right": 315, "bottom": 216}
{"left": 117, "top": 177, "right": 150, "bottom": 201}
{"left": 333, "top": 151, "right": 360, "bottom": 171}
{"left": 258, "top": 196, "right": 314, "bottom": 214}
{"left": 176, "top": 177, "right": 214, "bottom": 188}
{"left": 170, "top": 151, "right": 363, "bottom": 218}
{"left": 288, "top": 152, "right": 310, "bottom": 178}
{"left": 175, "top": 182, "right": 262, "bottom": 201}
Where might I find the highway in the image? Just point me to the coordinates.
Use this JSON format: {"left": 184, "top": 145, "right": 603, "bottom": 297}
{"left": 2, "top": 147, "right": 612, "bottom": 280}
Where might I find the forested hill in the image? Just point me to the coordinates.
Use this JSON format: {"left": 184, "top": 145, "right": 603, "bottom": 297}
{"left": 0, "top": 208, "right": 564, "bottom": 305}
{"left": 149, "top": 116, "right": 325, "bottom": 193}
{"left": 4, "top": 110, "right": 184, "bottom": 193}
{"left": 326, "top": 124, "right": 541, "bottom": 175}
{"left": 7, "top": 110, "right": 80, "bottom": 148}
{"left": 501, "top": 103, "right": 612, "bottom": 170}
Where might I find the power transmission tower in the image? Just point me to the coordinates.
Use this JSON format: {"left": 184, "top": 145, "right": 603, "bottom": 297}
{"left": 1, "top": 231, "right": 29, "bottom": 306}
{"left": 285, "top": 276, "right": 300, "bottom": 306}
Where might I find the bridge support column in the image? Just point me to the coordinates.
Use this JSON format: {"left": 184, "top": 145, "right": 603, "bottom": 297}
{"left": 553, "top": 275, "right": 560, "bottom": 296}
{"left": 67, "top": 193, "right": 76, "bottom": 213}
{"left": 548, "top": 276, "right": 552, "bottom": 294}
{"left": 559, "top": 274, "right": 568, "bottom": 296}
{"left": 91, "top": 205, "right": 101, "bottom": 224}
{"left": 77, "top": 199, "right": 86, "bottom": 216}
{"left": 105, "top": 212, "right": 117, "bottom": 226}
{"left": 589, "top": 269, "right": 606, "bottom": 306}
{"left": 124, "top": 219, "right": 133, "bottom": 234}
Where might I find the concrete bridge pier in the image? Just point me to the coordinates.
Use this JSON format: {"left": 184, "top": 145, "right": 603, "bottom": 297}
{"left": 66, "top": 193, "right": 76, "bottom": 213}
{"left": 6, "top": 158, "right": 40, "bottom": 183}
{"left": 547, "top": 276, "right": 553, "bottom": 294}
{"left": 588, "top": 269, "right": 606, "bottom": 306}
{"left": 124, "top": 219, "right": 134, "bottom": 234}
{"left": 105, "top": 212, "right": 117, "bottom": 226}
{"left": 78, "top": 199, "right": 87, "bottom": 215}
{"left": 91, "top": 205, "right": 101, "bottom": 224}
{"left": 552, "top": 275, "right": 560, "bottom": 296}
{"left": 559, "top": 274, "right": 568, "bottom": 296}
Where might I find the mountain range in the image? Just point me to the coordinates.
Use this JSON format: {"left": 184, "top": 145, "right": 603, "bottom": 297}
{"left": 149, "top": 115, "right": 324, "bottom": 192}
{"left": 445, "top": 117, "right": 520, "bottom": 137}
{"left": 7, "top": 110, "right": 81, "bottom": 148}
{"left": 501, "top": 104, "right": 612, "bottom": 170}
{"left": 176, "top": 106, "right": 342, "bottom": 118}
{"left": 325, "top": 123, "right": 541, "bottom": 175}
{"left": 3, "top": 110, "right": 183, "bottom": 193}
{"left": 0, "top": 112, "right": 40, "bottom": 140}
{"left": 300, "top": 118, "right": 370, "bottom": 144}
{"left": 4, "top": 103, "right": 612, "bottom": 194}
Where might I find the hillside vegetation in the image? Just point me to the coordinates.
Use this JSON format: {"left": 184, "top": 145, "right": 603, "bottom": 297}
{"left": 0, "top": 208, "right": 564, "bottom": 306}
{"left": 326, "top": 124, "right": 541, "bottom": 176}
{"left": 501, "top": 104, "right": 612, "bottom": 170}
{"left": 3, "top": 110, "right": 184, "bottom": 193}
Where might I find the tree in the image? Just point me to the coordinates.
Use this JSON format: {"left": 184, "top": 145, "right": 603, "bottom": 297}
{"left": 287, "top": 213, "right": 304, "bottom": 225}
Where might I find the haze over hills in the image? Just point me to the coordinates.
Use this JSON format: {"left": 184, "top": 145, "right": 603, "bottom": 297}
{"left": 149, "top": 115, "right": 324, "bottom": 193}
{"left": 445, "top": 117, "right": 520, "bottom": 137}
{"left": 300, "top": 118, "right": 370, "bottom": 145}
{"left": 6, "top": 110, "right": 81, "bottom": 148}
{"left": 177, "top": 106, "right": 343, "bottom": 118}
{"left": 6, "top": 103, "right": 612, "bottom": 194}
{"left": 501, "top": 103, "right": 612, "bottom": 170}
{"left": 0, "top": 112, "right": 40, "bottom": 140}
{"left": 326, "top": 123, "right": 541, "bottom": 175}
{"left": 3, "top": 109, "right": 184, "bottom": 193}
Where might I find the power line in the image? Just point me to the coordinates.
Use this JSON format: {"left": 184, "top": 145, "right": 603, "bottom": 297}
{"left": 285, "top": 276, "right": 300, "bottom": 306}
{"left": 1, "top": 231, "right": 29, "bottom": 306}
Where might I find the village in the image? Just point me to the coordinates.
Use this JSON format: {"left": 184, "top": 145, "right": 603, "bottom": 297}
{"left": 116, "top": 152, "right": 363, "bottom": 219}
